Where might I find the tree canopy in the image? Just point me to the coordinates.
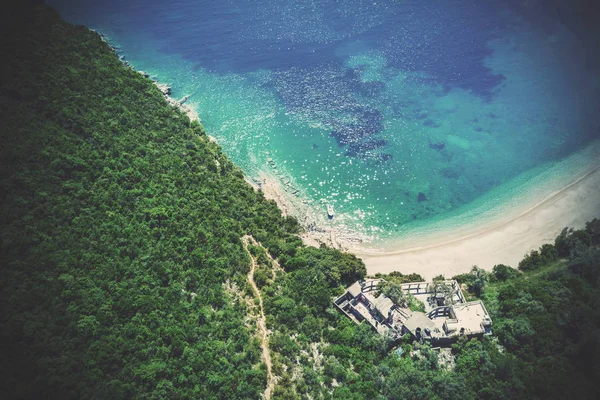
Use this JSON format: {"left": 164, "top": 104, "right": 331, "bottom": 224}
{"left": 1, "top": 3, "right": 600, "bottom": 399}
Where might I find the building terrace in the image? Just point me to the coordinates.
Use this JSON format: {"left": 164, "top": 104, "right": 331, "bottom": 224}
{"left": 334, "top": 278, "right": 492, "bottom": 345}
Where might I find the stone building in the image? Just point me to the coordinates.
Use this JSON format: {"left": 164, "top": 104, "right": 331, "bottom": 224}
{"left": 334, "top": 278, "right": 492, "bottom": 345}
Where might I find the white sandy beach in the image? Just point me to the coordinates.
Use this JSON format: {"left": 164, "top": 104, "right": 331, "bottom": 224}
{"left": 353, "top": 164, "right": 600, "bottom": 280}
{"left": 112, "top": 25, "right": 600, "bottom": 283}
{"left": 252, "top": 142, "right": 600, "bottom": 281}
{"left": 121, "top": 31, "right": 600, "bottom": 283}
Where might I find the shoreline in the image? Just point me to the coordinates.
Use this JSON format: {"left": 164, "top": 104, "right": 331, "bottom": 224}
{"left": 354, "top": 163, "right": 600, "bottom": 256}
{"left": 95, "top": 28, "right": 600, "bottom": 280}
{"left": 94, "top": 29, "right": 201, "bottom": 124}
{"left": 246, "top": 170, "right": 351, "bottom": 250}
{"left": 355, "top": 162, "right": 600, "bottom": 280}
{"left": 252, "top": 144, "right": 599, "bottom": 280}
{"left": 94, "top": 27, "right": 341, "bottom": 249}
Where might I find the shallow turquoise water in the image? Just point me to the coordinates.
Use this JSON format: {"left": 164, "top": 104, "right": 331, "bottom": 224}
{"left": 50, "top": 0, "right": 600, "bottom": 241}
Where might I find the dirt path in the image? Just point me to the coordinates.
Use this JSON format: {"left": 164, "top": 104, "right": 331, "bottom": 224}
{"left": 241, "top": 235, "right": 275, "bottom": 400}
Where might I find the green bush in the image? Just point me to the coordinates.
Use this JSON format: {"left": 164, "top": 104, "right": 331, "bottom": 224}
{"left": 492, "top": 264, "right": 520, "bottom": 281}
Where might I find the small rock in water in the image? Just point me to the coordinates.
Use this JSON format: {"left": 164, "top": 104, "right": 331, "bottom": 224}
{"left": 180, "top": 94, "right": 191, "bottom": 104}
{"left": 417, "top": 192, "right": 427, "bottom": 203}
{"left": 429, "top": 142, "right": 445, "bottom": 150}
{"left": 423, "top": 119, "right": 439, "bottom": 128}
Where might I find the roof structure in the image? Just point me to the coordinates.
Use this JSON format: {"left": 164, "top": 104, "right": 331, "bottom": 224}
{"left": 403, "top": 312, "right": 436, "bottom": 333}
{"left": 334, "top": 278, "right": 492, "bottom": 346}
{"left": 371, "top": 294, "right": 394, "bottom": 317}
{"left": 347, "top": 281, "right": 362, "bottom": 298}
{"left": 450, "top": 301, "right": 492, "bottom": 335}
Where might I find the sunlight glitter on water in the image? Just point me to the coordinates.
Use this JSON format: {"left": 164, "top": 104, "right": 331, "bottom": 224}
{"left": 49, "top": 0, "right": 600, "bottom": 243}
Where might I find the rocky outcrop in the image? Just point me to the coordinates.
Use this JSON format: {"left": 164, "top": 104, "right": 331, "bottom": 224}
{"left": 429, "top": 142, "right": 445, "bottom": 150}
{"left": 89, "top": 28, "right": 198, "bottom": 122}
{"left": 155, "top": 82, "right": 171, "bottom": 96}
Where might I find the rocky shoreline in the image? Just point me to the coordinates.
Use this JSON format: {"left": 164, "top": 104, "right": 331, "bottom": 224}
{"left": 92, "top": 28, "right": 366, "bottom": 253}
{"left": 245, "top": 169, "right": 371, "bottom": 252}
{"left": 247, "top": 172, "right": 347, "bottom": 250}
{"left": 136, "top": 70, "right": 200, "bottom": 123}
{"left": 93, "top": 29, "right": 200, "bottom": 123}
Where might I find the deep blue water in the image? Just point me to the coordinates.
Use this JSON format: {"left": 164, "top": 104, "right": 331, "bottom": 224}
{"left": 57, "top": 1, "right": 507, "bottom": 93}
{"left": 49, "top": 0, "right": 600, "bottom": 240}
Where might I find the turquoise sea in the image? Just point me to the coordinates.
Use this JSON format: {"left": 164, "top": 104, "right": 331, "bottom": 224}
{"left": 49, "top": 0, "right": 600, "bottom": 242}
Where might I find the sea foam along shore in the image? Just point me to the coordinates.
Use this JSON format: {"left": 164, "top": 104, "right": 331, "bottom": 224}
{"left": 351, "top": 141, "right": 600, "bottom": 280}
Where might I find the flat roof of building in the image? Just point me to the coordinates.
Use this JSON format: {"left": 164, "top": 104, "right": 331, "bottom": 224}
{"left": 451, "top": 301, "right": 490, "bottom": 335}
{"left": 347, "top": 281, "right": 362, "bottom": 298}
{"left": 372, "top": 294, "right": 394, "bottom": 316}
{"left": 403, "top": 312, "right": 436, "bottom": 333}
{"left": 336, "top": 279, "right": 491, "bottom": 343}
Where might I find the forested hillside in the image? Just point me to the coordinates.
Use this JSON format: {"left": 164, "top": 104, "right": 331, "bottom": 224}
{"left": 0, "top": 3, "right": 364, "bottom": 398}
{"left": 1, "top": 3, "right": 600, "bottom": 400}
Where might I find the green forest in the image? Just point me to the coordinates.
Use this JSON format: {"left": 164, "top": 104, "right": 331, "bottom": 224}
{"left": 1, "top": 3, "right": 600, "bottom": 399}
